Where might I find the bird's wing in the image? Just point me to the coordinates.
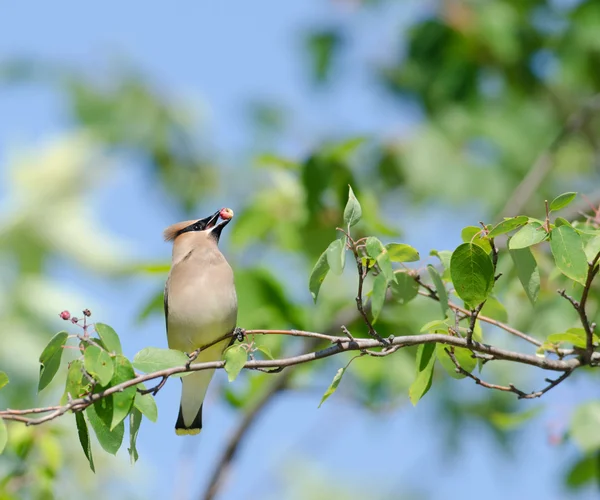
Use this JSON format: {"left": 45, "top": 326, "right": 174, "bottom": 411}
{"left": 163, "top": 276, "right": 170, "bottom": 334}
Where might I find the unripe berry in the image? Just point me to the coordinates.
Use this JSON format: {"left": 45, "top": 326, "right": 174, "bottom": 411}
{"left": 59, "top": 310, "right": 71, "bottom": 321}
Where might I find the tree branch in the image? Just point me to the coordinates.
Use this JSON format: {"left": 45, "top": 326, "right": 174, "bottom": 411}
{"left": 2, "top": 329, "right": 597, "bottom": 426}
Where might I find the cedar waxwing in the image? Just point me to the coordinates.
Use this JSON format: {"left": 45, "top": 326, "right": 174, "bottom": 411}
{"left": 163, "top": 208, "right": 237, "bottom": 435}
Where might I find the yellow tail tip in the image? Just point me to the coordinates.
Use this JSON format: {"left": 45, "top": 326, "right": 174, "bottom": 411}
{"left": 175, "top": 428, "right": 201, "bottom": 436}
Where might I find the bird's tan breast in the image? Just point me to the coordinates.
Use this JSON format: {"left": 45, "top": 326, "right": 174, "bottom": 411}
{"left": 166, "top": 253, "right": 237, "bottom": 352}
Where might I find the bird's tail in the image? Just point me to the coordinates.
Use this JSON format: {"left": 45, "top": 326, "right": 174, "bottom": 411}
{"left": 175, "top": 369, "right": 215, "bottom": 435}
{"left": 175, "top": 402, "right": 203, "bottom": 436}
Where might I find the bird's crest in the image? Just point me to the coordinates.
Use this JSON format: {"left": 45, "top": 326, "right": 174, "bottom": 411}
{"left": 163, "top": 220, "right": 196, "bottom": 242}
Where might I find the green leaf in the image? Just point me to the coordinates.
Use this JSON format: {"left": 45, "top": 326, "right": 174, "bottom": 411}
{"left": 223, "top": 344, "right": 248, "bottom": 382}
{"left": 129, "top": 262, "right": 171, "bottom": 275}
{"left": 75, "top": 412, "right": 95, "bottom": 472}
{"left": 489, "top": 407, "right": 542, "bottom": 430}
{"left": 488, "top": 216, "right": 529, "bottom": 238}
{"left": 255, "top": 153, "right": 298, "bottom": 170}
{"left": 566, "top": 455, "right": 598, "bottom": 489}
{"left": 509, "top": 247, "right": 540, "bottom": 305}
{"left": 472, "top": 321, "right": 484, "bottom": 345}
{"left": 435, "top": 345, "right": 459, "bottom": 378}
{"left": 133, "top": 347, "right": 191, "bottom": 376}
{"left": 255, "top": 345, "right": 274, "bottom": 359}
{"left": 38, "top": 331, "right": 69, "bottom": 392}
{"left": 385, "top": 243, "right": 420, "bottom": 262}
{"left": 461, "top": 226, "right": 491, "bottom": 252}
{"left": 370, "top": 273, "right": 387, "bottom": 324}
{"left": 584, "top": 235, "right": 600, "bottom": 262}
{"left": 128, "top": 408, "right": 142, "bottom": 465}
{"left": 65, "top": 360, "right": 86, "bottom": 400}
{"left": 0, "top": 371, "right": 8, "bottom": 391}
{"left": 376, "top": 251, "right": 396, "bottom": 284}
{"left": 86, "top": 404, "right": 124, "bottom": 455}
{"left": 480, "top": 296, "right": 508, "bottom": 323}
{"left": 92, "top": 385, "right": 114, "bottom": 428}
{"left": 109, "top": 356, "right": 137, "bottom": 430}
{"left": 390, "top": 271, "right": 419, "bottom": 305}
{"left": 309, "top": 249, "right": 330, "bottom": 303}
{"left": 318, "top": 366, "right": 346, "bottom": 408}
{"left": 134, "top": 386, "right": 158, "bottom": 423}
{"left": 84, "top": 345, "right": 114, "bottom": 386}
{"left": 343, "top": 185, "right": 362, "bottom": 228}
{"left": 409, "top": 343, "right": 436, "bottom": 406}
{"left": 547, "top": 328, "right": 599, "bottom": 348}
{"left": 326, "top": 238, "right": 346, "bottom": 276}
{"left": 547, "top": 333, "right": 586, "bottom": 348}
{"left": 450, "top": 243, "right": 494, "bottom": 307}
{"left": 306, "top": 28, "right": 338, "bottom": 82}
{"left": 420, "top": 319, "right": 449, "bottom": 333}
{"left": 555, "top": 217, "right": 572, "bottom": 228}
{"left": 326, "top": 136, "right": 366, "bottom": 160}
{"left": 365, "top": 236, "right": 384, "bottom": 260}
{"left": 509, "top": 222, "right": 547, "bottom": 250}
{"left": 427, "top": 265, "right": 449, "bottom": 314}
{"left": 95, "top": 323, "right": 123, "bottom": 355}
{"left": 430, "top": 249, "right": 452, "bottom": 280}
{"left": 550, "top": 226, "right": 588, "bottom": 284}
{"left": 435, "top": 344, "right": 476, "bottom": 379}
{"left": 137, "top": 289, "right": 165, "bottom": 323}
{"left": 550, "top": 192, "right": 577, "bottom": 212}
{"left": 0, "top": 417, "right": 7, "bottom": 455}
{"left": 570, "top": 402, "right": 600, "bottom": 453}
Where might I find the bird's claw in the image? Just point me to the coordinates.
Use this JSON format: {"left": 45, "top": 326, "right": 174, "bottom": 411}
{"left": 186, "top": 348, "right": 201, "bottom": 368}
{"left": 234, "top": 327, "right": 245, "bottom": 342}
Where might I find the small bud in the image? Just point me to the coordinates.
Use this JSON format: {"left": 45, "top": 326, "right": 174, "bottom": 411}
{"left": 59, "top": 310, "right": 71, "bottom": 321}
{"left": 71, "top": 317, "right": 79, "bottom": 324}
{"left": 83, "top": 309, "right": 91, "bottom": 317}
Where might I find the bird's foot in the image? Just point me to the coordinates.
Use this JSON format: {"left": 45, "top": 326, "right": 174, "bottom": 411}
{"left": 233, "top": 327, "right": 245, "bottom": 342}
{"left": 186, "top": 348, "right": 201, "bottom": 368}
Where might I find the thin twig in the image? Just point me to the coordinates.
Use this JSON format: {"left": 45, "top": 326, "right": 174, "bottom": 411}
{"left": 580, "top": 253, "right": 600, "bottom": 356}
{"left": 415, "top": 290, "right": 543, "bottom": 347}
{"left": 444, "top": 348, "right": 573, "bottom": 399}
{"left": 558, "top": 250, "right": 600, "bottom": 361}
{"left": 137, "top": 376, "right": 168, "bottom": 396}
{"left": 466, "top": 302, "right": 485, "bottom": 345}
{"left": 350, "top": 246, "right": 389, "bottom": 345}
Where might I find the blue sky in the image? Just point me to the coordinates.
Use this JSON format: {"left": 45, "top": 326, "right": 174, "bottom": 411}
{"left": 1, "top": 1, "right": 597, "bottom": 499}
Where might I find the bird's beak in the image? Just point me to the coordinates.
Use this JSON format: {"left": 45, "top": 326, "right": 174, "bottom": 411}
{"left": 204, "top": 210, "right": 222, "bottom": 229}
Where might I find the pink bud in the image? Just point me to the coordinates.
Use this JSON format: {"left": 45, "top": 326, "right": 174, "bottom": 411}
{"left": 59, "top": 310, "right": 71, "bottom": 321}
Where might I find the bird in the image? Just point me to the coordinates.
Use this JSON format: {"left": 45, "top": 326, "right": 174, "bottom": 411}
{"left": 163, "top": 208, "right": 237, "bottom": 435}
